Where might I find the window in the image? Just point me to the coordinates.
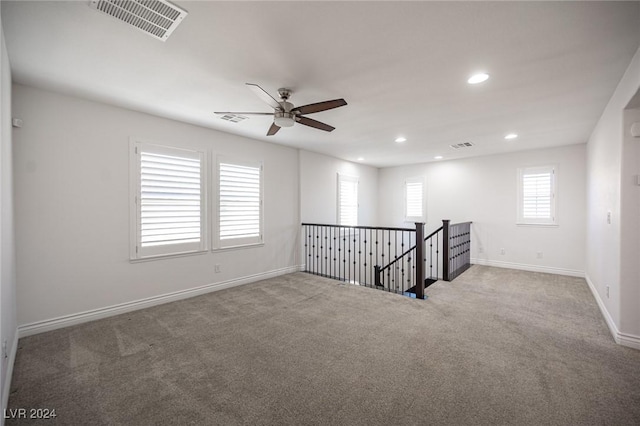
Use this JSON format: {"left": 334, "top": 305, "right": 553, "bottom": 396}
{"left": 131, "top": 141, "right": 207, "bottom": 259}
{"left": 404, "top": 177, "right": 425, "bottom": 222}
{"left": 337, "top": 174, "right": 358, "bottom": 226}
{"left": 217, "top": 159, "right": 263, "bottom": 248}
{"left": 517, "top": 165, "right": 557, "bottom": 225}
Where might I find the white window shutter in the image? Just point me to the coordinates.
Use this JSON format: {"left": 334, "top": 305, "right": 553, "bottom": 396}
{"left": 338, "top": 174, "right": 358, "bottom": 226}
{"left": 517, "top": 166, "right": 556, "bottom": 225}
{"left": 404, "top": 177, "right": 424, "bottom": 221}
{"left": 218, "top": 160, "right": 263, "bottom": 248}
{"left": 522, "top": 172, "right": 551, "bottom": 219}
{"left": 132, "top": 142, "right": 207, "bottom": 259}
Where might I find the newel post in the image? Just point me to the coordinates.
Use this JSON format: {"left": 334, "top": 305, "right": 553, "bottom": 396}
{"left": 415, "top": 222, "right": 425, "bottom": 299}
{"left": 442, "top": 219, "right": 450, "bottom": 281}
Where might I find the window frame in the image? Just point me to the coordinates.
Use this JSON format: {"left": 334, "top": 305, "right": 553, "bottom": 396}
{"left": 517, "top": 165, "right": 557, "bottom": 226}
{"left": 129, "top": 139, "right": 208, "bottom": 261}
{"left": 214, "top": 156, "right": 264, "bottom": 250}
{"left": 404, "top": 176, "right": 426, "bottom": 223}
{"left": 337, "top": 173, "right": 359, "bottom": 227}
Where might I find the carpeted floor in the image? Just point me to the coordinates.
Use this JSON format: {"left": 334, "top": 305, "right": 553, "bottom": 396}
{"left": 7, "top": 266, "right": 640, "bottom": 425}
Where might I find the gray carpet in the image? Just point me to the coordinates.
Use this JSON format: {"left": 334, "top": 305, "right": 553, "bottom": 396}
{"left": 7, "top": 266, "right": 640, "bottom": 425}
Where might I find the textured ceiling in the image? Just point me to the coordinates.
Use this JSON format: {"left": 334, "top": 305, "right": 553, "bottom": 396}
{"left": 2, "top": 1, "right": 640, "bottom": 167}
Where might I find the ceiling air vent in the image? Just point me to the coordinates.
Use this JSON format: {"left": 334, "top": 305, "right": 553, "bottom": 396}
{"left": 450, "top": 142, "right": 475, "bottom": 149}
{"left": 89, "top": 0, "right": 187, "bottom": 42}
{"left": 219, "top": 114, "right": 248, "bottom": 123}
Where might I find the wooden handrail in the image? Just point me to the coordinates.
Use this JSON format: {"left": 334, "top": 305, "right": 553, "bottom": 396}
{"left": 379, "top": 225, "right": 444, "bottom": 273}
{"left": 301, "top": 222, "right": 415, "bottom": 232}
{"left": 424, "top": 226, "right": 444, "bottom": 241}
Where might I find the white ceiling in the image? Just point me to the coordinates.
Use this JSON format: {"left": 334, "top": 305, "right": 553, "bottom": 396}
{"left": 2, "top": 1, "right": 640, "bottom": 167}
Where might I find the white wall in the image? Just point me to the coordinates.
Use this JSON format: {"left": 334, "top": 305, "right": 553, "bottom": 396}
{"left": 621, "top": 107, "right": 640, "bottom": 337}
{"left": 0, "top": 15, "right": 17, "bottom": 420}
{"left": 586, "top": 47, "right": 640, "bottom": 347}
{"left": 12, "top": 84, "right": 301, "bottom": 328}
{"left": 378, "top": 145, "right": 586, "bottom": 276}
{"left": 299, "top": 150, "right": 378, "bottom": 226}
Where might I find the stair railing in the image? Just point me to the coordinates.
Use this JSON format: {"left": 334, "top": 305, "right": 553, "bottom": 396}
{"left": 374, "top": 220, "right": 472, "bottom": 299}
{"left": 447, "top": 221, "right": 472, "bottom": 280}
{"left": 375, "top": 222, "right": 444, "bottom": 299}
{"left": 301, "top": 223, "right": 416, "bottom": 288}
{"left": 302, "top": 220, "right": 472, "bottom": 299}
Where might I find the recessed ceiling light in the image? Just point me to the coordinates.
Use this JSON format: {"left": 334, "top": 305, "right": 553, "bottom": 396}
{"left": 357, "top": 157, "right": 364, "bottom": 161}
{"left": 434, "top": 155, "right": 443, "bottom": 160}
{"left": 468, "top": 73, "right": 489, "bottom": 84}
{"left": 395, "top": 137, "right": 407, "bottom": 143}
{"left": 504, "top": 133, "right": 518, "bottom": 140}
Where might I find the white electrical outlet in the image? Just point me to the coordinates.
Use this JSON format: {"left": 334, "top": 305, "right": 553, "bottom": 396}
{"left": 536, "top": 252, "right": 543, "bottom": 259}
{"left": 215, "top": 264, "right": 221, "bottom": 273}
{"left": 607, "top": 211, "right": 611, "bottom": 225}
{"left": 606, "top": 286, "right": 610, "bottom": 298}
{"left": 500, "top": 248, "right": 505, "bottom": 255}
{"left": 478, "top": 246, "right": 484, "bottom": 254}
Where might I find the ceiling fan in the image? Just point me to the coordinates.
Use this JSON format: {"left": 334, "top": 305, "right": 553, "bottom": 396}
{"left": 215, "top": 83, "right": 347, "bottom": 136}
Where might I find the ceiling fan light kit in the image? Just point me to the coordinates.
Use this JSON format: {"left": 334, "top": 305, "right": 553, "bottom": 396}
{"left": 214, "top": 83, "right": 347, "bottom": 136}
{"left": 274, "top": 111, "right": 295, "bottom": 127}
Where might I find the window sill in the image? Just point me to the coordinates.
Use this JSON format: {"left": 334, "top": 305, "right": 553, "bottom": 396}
{"left": 130, "top": 249, "right": 208, "bottom": 263}
{"left": 213, "top": 242, "right": 265, "bottom": 253}
{"left": 516, "top": 223, "right": 558, "bottom": 228}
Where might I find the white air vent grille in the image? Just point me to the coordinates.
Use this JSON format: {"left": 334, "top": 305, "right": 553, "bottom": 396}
{"left": 90, "top": 0, "right": 187, "bottom": 41}
{"left": 450, "top": 142, "right": 475, "bottom": 149}
{"left": 219, "top": 114, "right": 248, "bottom": 123}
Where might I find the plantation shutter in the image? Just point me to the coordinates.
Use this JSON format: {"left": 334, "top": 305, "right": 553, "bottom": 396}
{"left": 522, "top": 172, "right": 551, "bottom": 218}
{"left": 405, "top": 178, "right": 424, "bottom": 221}
{"left": 219, "top": 161, "right": 263, "bottom": 247}
{"left": 518, "top": 166, "right": 556, "bottom": 225}
{"left": 338, "top": 174, "right": 358, "bottom": 226}
{"left": 134, "top": 143, "right": 206, "bottom": 259}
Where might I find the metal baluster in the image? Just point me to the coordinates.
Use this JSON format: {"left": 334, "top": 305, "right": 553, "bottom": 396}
{"left": 323, "top": 226, "right": 327, "bottom": 277}
{"left": 369, "top": 229, "right": 374, "bottom": 287}
{"left": 393, "top": 231, "right": 397, "bottom": 293}
{"left": 401, "top": 231, "right": 405, "bottom": 292}
{"left": 331, "top": 227, "right": 335, "bottom": 278}
{"left": 387, "top": 230, "right": 391, "bottom": 292}
{"left": 436, "top": 232, "right": 439, "bottom": 280}
{"left": 353, "top": 231, "right": 357, "bottom": 284}
{"left": 343, "top": 227, "right": 347, "bottom": 282}
{"left": 358, "top": 230, "right": 362, "bottom": 285}
{"left": 411, "top": 248, "right": 416, "bottom": 294}
{"left": 364, "top": 230, "right": 368, "bottom": 286}
{"left": 311, "top": 226, "right": 315, "bottom": 274}
{"left": 335, "top": 228, "right": 338, "bottom": 279}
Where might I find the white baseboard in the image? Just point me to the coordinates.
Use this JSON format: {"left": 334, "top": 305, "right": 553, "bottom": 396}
{"left": 2, "top": 330, "right": 18, "bottom": 424}
{"left": 18, "top": 265, "right": 304, "bottom": 338}
{"left": 585, "top": 274, "right": 640, "bottom": 351}
{"left": 471, "top": 258, "right": 584, "bottom": 277}
{"left": 617, "top": 332, "right": 640, "bottom": 350}
{"left": 585, "top": 274, "right": 619, "bottom": 342}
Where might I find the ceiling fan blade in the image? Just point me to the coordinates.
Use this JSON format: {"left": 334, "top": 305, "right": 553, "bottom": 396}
{"left": 214, "top": 112, "right": 273, "bottom": 116}
{"left": 267, "top": 122, "right": 281, "bottom": 136}
{"left": 296, "top": 116, "right": 335, "bottom": 132}
{"left": 291, "top": 99, "right": 347, "bottom": 115}
{"left": 246, "top": 83, "right": 281, "bottom": 110}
